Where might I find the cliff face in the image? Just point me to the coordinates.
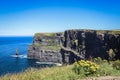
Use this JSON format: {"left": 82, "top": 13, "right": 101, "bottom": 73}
{"left": 63, "top": 30, "right": 120, "bottom": 60}
{"left": 28, "top": 30, "right": 120, "bottom": 64}
{"left": 28, "top": 33, "right": 62, "bottom": 63}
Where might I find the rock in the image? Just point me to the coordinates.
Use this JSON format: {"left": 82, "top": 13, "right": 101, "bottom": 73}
{"left": 28, "top": 33, "right": 63, "bottom": 63}
{"left": 63, "top": 30, "right": 120, "bottom": 60}
{"left": 28, "top": 45, "right": 62, "bottom": 63}
{"left": 28, "top": 30, "right": 120, "bottom": 64}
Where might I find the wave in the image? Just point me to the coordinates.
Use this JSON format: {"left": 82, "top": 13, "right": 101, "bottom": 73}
{"left": 36, "top": 61, "right": 62, "bottom": 66}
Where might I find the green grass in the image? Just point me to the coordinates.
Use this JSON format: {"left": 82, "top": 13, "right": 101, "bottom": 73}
{"left": 42, "top": 45, "right": 61, "bottom": 51}
{"left": 0, "top": 65, "right": 79, "bottom": 80}
{"left": 95, "top": 62, "right": 120, "bottom": 76}
{"left": 33, "top": 43, "right": 61, "bottom": 51}
{"left": 35, "top": 30, "right": 120, "bottom": 39}
{"left": 96, "top": 30, "right": 120, "bottom": 34}
{"left": 33, "top": 43, "right": 42, "bottom": 47}
{"left": 1, "top": 60, "right": 120, "bottom": 80}
{"left": 35, "top": 33, "right": 57, "bottom": 38}
{"left": 67, "top": 29, "right": 120, "bottom": 34}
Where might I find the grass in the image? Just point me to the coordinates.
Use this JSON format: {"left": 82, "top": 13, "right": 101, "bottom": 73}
{"left": 96, "top": 62, "right": 120, "bottom": 76}
{"left": 34, "top": 30, "right": 120, "bottom": 40}
{"left": 0, "top": 65, "right": 79, "bottom": 80}
{"left": 42, "top": 45, "right": 61, "bottom": 51}
{"left": 33, "top": 43, "right": 61, "bottom": 51}
{"left": 96, "top": 30, "right": 120, "bottom": 34}
{"left": 66, "top": 29, "right": 120, "bottom": 34}
{"left": 1, "top": 60, "right": 120, "bottom": 80}
{"left": 33, "top": 43, "right": 42, "bottom": 47}
{"left": 35, "top": 33, "right": 57, "bottom": 38}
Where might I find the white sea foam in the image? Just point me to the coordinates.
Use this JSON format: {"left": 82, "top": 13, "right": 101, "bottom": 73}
{"left": 36, "top": 61, "right": 62, "bottom": 66}
{"left": 11, "top": 55, "right": 27, "bottom": 58}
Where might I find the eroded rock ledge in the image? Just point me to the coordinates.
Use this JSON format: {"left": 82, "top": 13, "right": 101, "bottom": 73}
{"left": 28, "top": 30, "right": 120, "bottom": 64}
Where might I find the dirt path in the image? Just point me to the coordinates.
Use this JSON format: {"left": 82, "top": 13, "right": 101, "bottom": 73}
{"left": 81, "top": 76, "right": 120, "bottom": 80}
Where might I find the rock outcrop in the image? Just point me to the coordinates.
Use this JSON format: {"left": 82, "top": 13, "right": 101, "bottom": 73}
{"left": 63, "top": 30, "right": 120, "bottom": 60}
{"left": 28, "top": 33, "right": 62, "bottom": 63}
{"left": 28, "top": 30, "right": 120, "bottom": 64}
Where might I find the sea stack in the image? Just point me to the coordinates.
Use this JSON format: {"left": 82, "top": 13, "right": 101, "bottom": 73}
{"left": 16, "top": 48, "right": 19, "bottom": 56}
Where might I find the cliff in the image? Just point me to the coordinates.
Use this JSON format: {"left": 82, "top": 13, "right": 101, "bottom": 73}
{"left": 28, "top": 30, "right": 120, "bottom": 64}
{"left": 28, "top": 33, "right": 62, "bottom": 63}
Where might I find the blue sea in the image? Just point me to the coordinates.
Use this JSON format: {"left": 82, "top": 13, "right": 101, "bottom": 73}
{"left": 0, "top": 36, "right": 52, "bottom": 76}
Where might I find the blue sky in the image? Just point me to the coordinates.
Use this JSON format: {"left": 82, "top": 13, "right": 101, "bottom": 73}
{"left": 0, "top": 0, "right": 120, "bottom": 36}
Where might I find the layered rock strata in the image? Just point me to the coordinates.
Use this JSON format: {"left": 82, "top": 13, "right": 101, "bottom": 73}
{"left": 28, "top": 30, "right": 120, "bottom": 64}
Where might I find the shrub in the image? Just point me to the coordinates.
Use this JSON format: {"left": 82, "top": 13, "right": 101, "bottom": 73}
{"left": 112, "top": 60, "right": 120, "bottom": 70}
{"left": 98, "top": 62, "right": 114, "bottom": 76}
{"left": 93, "top": 57, "right": 103, "bottom": 64}
{"left": 74, "top": 39, "right": 78, "bottom": 46}
{"left": 73, "top": 60, "right": 100, "bottom": 76}
{"left": 108, "top": 49, "right": 115, "bottom": 60}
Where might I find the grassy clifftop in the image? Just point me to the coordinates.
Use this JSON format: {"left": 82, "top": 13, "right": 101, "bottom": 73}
{"left": 35, "top": 33, "right": 57, "bottom": 38}
{"left": 66, "top": 29, "right": 120, "bottom": 34}
{"left": 34, "top": 32, "right": 64, "bottom": 38}
{"left": 34, "top": 30, "right": 120, "bottom": 38}
{"left": 96, "top": 30, "right": 120, "bottom": 34}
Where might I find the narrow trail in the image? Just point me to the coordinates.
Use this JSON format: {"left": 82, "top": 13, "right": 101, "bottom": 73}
{"left": 61, "top": 46, "right": 84, "bottom": 59}
{"left": 81, "top": 76, "right": 120, "bottom": 80}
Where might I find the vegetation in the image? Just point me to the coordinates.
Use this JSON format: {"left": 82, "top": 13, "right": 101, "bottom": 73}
{"left": 35, "top": 33, "right": 57, "bottom": 38}
{"left": 112, "top": 60, "right": 120, "bottom": 70}
{"left": 93, "top": 58, "right": 120, "bottom": 76}
{"left": 73, "top": 29, "right": 120, "bottom": 34}
{"left": 47, "top": 40, "right": 58, "bottom": 46}
{"left": 0, "top": 65, "right": 78, "bottom": 80}
{"left": 1, "top": 58, "right": 120, "bottom": 80}
{"left": 33, "top": 43, "right": 42, "bottom": 47}
{"left": 33, "top": 44, "right": 61, "bottom": 51}
{"left": 108, "top": 49, "right": 115, "bottom": 60}
{"left": 42, "top": 45, "right": 61, "bottom": 51}
{"left": 96, "top": 30, "right": 120, "bottom": 34}
{"left": 93, "top": 57, "right": 104, "bottom": 64}
{"left": 74, "top": 39, "right": 78, "bottom": 46}
{"left": 33, "top": 43, "right": 61, "bottom": 51}
{"left": 35, "top": 30, "right": 120, "bottom": 39}
{"left": 73, "top": 60, "right": 99, "bottom": 76}
{"left": 33, "top": 40, "right": 59, "bottom": 47}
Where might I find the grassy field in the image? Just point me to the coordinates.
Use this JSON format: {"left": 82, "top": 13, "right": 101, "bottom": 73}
{"left": 0, "top": 59, "right": 120, "bottom": 80}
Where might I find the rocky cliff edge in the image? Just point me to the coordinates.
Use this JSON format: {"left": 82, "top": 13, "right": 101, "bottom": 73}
{"left": 28, "top": 30, "right": 120, "bottom": 64}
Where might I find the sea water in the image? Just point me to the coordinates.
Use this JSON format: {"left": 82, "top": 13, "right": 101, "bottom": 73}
{"left": 0, "top": 36, "right": 53, "bottom": 76}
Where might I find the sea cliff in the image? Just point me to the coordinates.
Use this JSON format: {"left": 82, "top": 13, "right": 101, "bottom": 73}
{"left": 28, "top": 30, "right": 120, "bottom": 64}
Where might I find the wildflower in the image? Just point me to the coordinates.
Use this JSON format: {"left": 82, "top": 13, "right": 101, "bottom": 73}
{"left": 74, "top": 60, "right": 100, "bottom": 75}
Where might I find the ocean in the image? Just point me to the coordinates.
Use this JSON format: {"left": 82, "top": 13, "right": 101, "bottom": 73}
{"left": 0, "top": 36, "right": 53, "bottom": 76}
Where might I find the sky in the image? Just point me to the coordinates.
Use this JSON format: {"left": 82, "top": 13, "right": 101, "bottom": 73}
{"left": 0, "top": 0, "right": 120, "bottom": 36}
